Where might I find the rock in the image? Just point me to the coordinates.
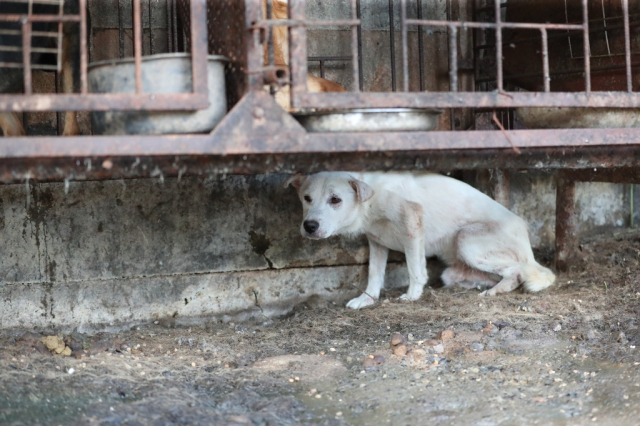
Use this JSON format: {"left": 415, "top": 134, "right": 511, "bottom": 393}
{"left": 470, "top": 342, "right": 485, "bottom": 352}
{"left": 481, "top": 324, "right": 496, "bottom": 335}
{"left": 41, "top": 336, "right": 66, "bottom": 354}
{"left": 390, "top": 333, "right": 406, "bottom": 346}
{"left": 362, "top": 355, "right": 385, "bottom": 368}
{"left": 411, "top": 349, "right": 426, "bottom": 360}
{"left": 393, "top": 344, "right": 408, "bottom": 357}
{"left": 433, "top": 344, "right": 444, "bottom": 354}
{"left": 61, "top": 347, "right": 72, "bottom": 357}
{"left": 553, "top": 324, "right": 562, "bottom": 332}
{"left": 423, "top": 339, "right": 440, "bottom": 346}
{"left": 437, "top": 330, "right": 454, "bottom": 341}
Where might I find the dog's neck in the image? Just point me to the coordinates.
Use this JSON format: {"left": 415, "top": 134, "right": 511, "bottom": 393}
{"left": 335, "top": 196, "right": 385, "bottom": 238}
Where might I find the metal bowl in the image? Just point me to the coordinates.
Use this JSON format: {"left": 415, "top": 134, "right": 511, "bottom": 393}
{"left": 88, "top": 53, "right": 228, "bottom": 135}
{"left": 293, "top": 108, "right": 443, "bottom": 133}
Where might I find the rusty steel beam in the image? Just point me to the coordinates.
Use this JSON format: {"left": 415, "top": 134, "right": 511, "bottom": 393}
{"left": 5, "top": 128, "right": 640, "bottom": 159}
{"left": 555, "top": 171, "right": 578, "bottom": 272}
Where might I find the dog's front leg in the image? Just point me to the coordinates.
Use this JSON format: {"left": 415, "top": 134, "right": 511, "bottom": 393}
{"left": 346, "top": 238, "right": 389, "bottom": 309}
{"left": 398, "top": 204, "right": 428, "bottom": 302}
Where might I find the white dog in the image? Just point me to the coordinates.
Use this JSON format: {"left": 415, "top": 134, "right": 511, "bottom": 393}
{"left": 285, "top": 171, "right": 555, "bottom": 309}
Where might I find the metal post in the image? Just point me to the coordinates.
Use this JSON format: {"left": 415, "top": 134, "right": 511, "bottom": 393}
{"left": 555, "top": 172, "right": 578, "bottom": 272}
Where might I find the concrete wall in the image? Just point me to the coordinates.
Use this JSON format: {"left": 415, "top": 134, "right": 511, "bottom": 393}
{"left": 0, "top": 172, "right": 629, "bottom": 331}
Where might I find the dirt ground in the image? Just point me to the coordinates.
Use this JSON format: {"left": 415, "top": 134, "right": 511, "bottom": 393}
{"left": 2, "top": 227, "right": 640, "bottom": 426}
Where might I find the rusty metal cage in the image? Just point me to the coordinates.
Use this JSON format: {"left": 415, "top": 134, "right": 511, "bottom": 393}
{"left": 0, "top": 0, "right": 209, "bottom": 112}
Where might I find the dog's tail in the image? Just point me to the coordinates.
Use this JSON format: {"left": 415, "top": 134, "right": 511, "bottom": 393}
{"left": 520, "top": 261, "right": 556, "bottom": 292}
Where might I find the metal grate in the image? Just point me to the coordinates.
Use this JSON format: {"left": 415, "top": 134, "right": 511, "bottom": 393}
{"left": 248, "top": 0, "right": 640, "bottom": 111}
{"left": 0, "top": 0, "right": 209, "bottom": 112}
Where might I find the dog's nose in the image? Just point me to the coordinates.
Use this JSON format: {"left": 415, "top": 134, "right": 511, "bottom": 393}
{"left": 303, "top": 220, "right": 319, "bottom": 234}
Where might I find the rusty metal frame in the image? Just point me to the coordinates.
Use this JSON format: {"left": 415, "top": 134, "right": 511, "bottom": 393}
{"left": 0, "top": 0, "right": 209, "bottom": 111}
{"left": 272, "top": 0, "right": 640, "bottom": 110}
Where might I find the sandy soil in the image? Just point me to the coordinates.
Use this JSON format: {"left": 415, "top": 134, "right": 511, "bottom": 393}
{"left": 1, "top": 227, "right": 640, "bottom": 425}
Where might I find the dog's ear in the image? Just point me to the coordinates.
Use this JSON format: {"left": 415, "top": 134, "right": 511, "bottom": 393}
{"left": 284, "top": 174, "right": 307, "bottom": 190}
{"left": 349, "top": 179, "right": 374, "bottom": 203}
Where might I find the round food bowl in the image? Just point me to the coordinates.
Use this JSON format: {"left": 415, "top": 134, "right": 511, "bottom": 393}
{"left": 88, "top": 53, "right": 227, "bottom": 135}
{"left": 292, "top": 108, "right": 443, "bottom": 133}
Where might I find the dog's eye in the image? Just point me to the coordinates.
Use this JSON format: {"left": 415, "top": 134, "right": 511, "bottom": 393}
{"left": 304, "top": 195, "right": 312, "bottom": 203}
{"left": 329, "top": 196, "right": 342, "bottom": 205}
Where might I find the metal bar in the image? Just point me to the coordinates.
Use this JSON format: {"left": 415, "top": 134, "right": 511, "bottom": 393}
{"left": 118, "top": 0, "right": 125, "bottom": 58}
{"left": 266, "top": 0, "right": 274, "bottom": 66}
{"left": 356, "top": 0, "right": 364, "bottom": 91}
{"left": 417, "top": 0, "right": 424, "bottom": 92}
{"left": 5, "top": 130, "right": 640, "bottom": 160}
{"left": 57, "top": 0, "right": 63, "bottom": 71}
{"left": 541, "top": 28, "right": 550, "bottom": 92}
{"left": 389, "top": 0, "right": 396, "bottom": 91}
{"left": 22, "top": 21, "right": 32, "bottom": 95}
{"left": 600, "top": 0, "right": 611, "bottom": 55}
{"left": 166, "top": 0, "right": 173, "bottom": 53}
{"left": 295, "top": 91, "right": 640, "bottom": 109}
{"left": 149, "top": 0, "right": 155, "bottom": 55}
{"left": 0, "top": 29, "right": 60, "bottom": 37}
{"left": 0, "top": 15, "right": 82, "bottom": 22}
{"left": 172, "top": 0, "right": 178, "bottom": 53}
{"left": 494, "top": 0, "right": 503, "bottom": 92}
{"left": 250, "top": 19, "right": 360, "bottom": 28}
{"left": 404, "top": 19, "right": 584, "bottom": 31}
{"left": 0, "top": 93, "right": 210, "bottom": 111}
{"left": 133, "top": 0, "right": 143, "bottom": 93}
{"left": 475, "top": 60, "right": 640, "bottom": 85}
{"left": 289, "top": 0, "right": 308, "bottom": 109}
{"left": 319, "top": 60, "right": 325, "bottom": 78}
{"left": 0, "top": 46, "right": 58, "bottom": 53}
{"left": 623, "top": 0, "right": 633, "bottom": 92}
{"left": 79, "top": 0, "right": 88, "bottom": 94}
{"left": 308, "top": 55, "right": 353, "bottom": 61}
{"left": 582, "top": 0, "right": 591, "bottom": 92}
{"left": 0, "top": 63, "right": 59, "bottom": 70}
{"left": 350, "top": 0, "right": 360, "bottom": 92}
{"left": 448, "top": 24, "right": 458, "bottom": 92}
{"left": 400, "top": 0, "right": 408, "bottom": 92}
{"left": 190, "top": 0, "right": 208, "bottom": 98}
{"left": 555, "top": 172, "right": 577, "bottom": 272}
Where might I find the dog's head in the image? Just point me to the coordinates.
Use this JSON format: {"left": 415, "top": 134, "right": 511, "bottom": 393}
{"left": 285, "top": 172, "right": 374, "bottom": 239}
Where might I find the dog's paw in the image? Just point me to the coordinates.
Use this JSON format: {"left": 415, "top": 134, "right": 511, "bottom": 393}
{"left": 397, "top": 292, "right": 422, "bottom": 302}
{"left": 478, "top": 289, "right": 496, "bottom": 297}
{"left": 346, "top": 294, "right": 376, "bottom": 309}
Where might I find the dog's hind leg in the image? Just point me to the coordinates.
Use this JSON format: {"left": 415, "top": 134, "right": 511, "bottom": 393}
{"left": 455, "top": 222, "right": 527, "bottom": 296}
{"left": 347, "top": 239, "right": 388, "bottom": 309}
{"left": 441, "top": 264, "right": 499, "bottom": 289}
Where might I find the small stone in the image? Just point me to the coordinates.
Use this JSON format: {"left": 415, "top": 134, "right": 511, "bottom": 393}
{"left": 393, "top": 344, "right": 408, "bottom": 357}
{"left": 407, "top": 333, "right": 415, "bottom": 341}
{"left": 470, "top": 342, "right": 484, "bottom": 352}
{"left": 411, "top": 349, "right": 426, "bottom": 360}
{"left": 390, "top": 333, "right": 406, "bottom": 346}
{"left": 481, "top": 324, "right": 495, "bottom": 335}
{"left": 553, "top": 324, "right": 562, "bottom": 332}
{"left": 433, "top": 344, "right": 444, "bottom": 354}
{"left": 438, "top": 330, "right": 454, "bottom": 341}
{"left": 67, "top": 368, "right": 75, "bottom": 374}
